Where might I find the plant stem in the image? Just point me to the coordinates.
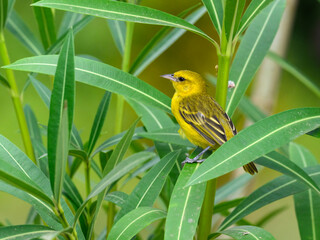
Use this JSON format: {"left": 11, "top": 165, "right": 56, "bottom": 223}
{"left": 0, "top": 32, "right": 36, "bottom": 163}
{"left": 114, "top": 20, "right": 135, "bottom": 134}
{"left": 197, "top": 178, "right": 217, "bottom": 240}
{"left": 198, "top": 18, "right": 232, "bottom": 239}
{"left": 85, "top": 159, "right": 91, "bottom": 196}
{"left": 107, "top": 17, "right": 135, "bottom": 237}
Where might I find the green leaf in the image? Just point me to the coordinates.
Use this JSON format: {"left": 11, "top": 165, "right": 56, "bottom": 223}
{"left": 47, "top": 15, "right": 93, "bottom": 54}
{"left": 32, "top": 0, "right": 216, "bottom": 45}
{"left": 201, "top": 0, "right": 223, "bottom": 35}
{"left": 255, "top": 151, "right": 320, "bottom": 194}
{"left": 226, "top": 0, "right": 285, "bottom": 117}
{"left": 116, "top": 151, "right": 180, "bottom": 221}
{"left": 307, "top": 128, "right": 320, "bottom": 138}
{"left": 105, "top": 191, "right": 129, "bottom": 208}
{"left": 223, "top": 0, "right": 245, "bottom": 41}
{"left": 237, "top": 0, "right": 275, "bottom": 36}
{"left": 268, "top": 51, "right": 320, "bottom": 98}
{"left": 238, "top": 96, "right": 267, "bottom": 123}
{"left": 0, "top": 72, "right": 9, "bottom": 88}
{"left": 73, "top": 151, "right": 155, "bottom": 229}
{"left": 87, "top": 91, "right": 111, "bottom": 156}
{"left": 215, "top": 173, "right": 253, "bottom": 203}
{"left": 256, "top": 206, "right": 287, "bottom": 226}
{"left": 218, "top": 225, "right": 276, "bottom": 240}
{"left": 47, "top": 30, "right": 75, "bottom": 192}
{"left": 54, "top": 104, "right": 70, "bottom": 204}
{"left": 87, "top": 118, "right": 141, "bottom": 239}
{"left": 0, "top": 225, "right": 56, "bottom": 240}
{"left": 5, "top": 55, "right": 172, "bottom": 113}
{"left": 188, "top": 108, "right": 320, "bottom": 186}
{"left": 214, "top": 198, "right": 246, "bottom": 214}
{"left": 103, "top": 118, "right": 140, "bottom": 175}
{"left": 290, "top": 143, "right": 320, "bottom": 240}
{"left": 107, "top": 207, "right": 166, "bottom": 240}
{"left": 0, "top": 0, "right": 8, "bottom": 31}
{"left": 0, "top": 157, "right": 54, "bottom": 207}
{"left": 130, "top": 5, "right": 206, "bottom": 76}
{"left": 29, "top": 75, "right": 83, "bottom": 150}
{"left": 165, "top": 164, "right": 206, "bottom": 240}
{"left": 218, "top": 165, "right": 320, "bottom": 231}
{"left": 6, "top": 10, "right": 45, "bottom": 55}
{"left": 58, "top": 12, "right": 83, "bottom": 37}
{"left": 32, "top": 0, "right": 56, "bottom": 49}
{"left": 92, "top": 127, "right": 144, "bottom": 156}
{"left": 107, "top": 19, "right": 126, "bottom": 56}
{"left": 138, "top": 126, "right": 195, "bottom": 148}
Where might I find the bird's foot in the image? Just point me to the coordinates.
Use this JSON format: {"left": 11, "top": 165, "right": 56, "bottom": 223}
{"left": 181, "top": 157, "right": 205, "bottom": 167}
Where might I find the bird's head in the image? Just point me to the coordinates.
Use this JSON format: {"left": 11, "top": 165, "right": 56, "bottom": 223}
{"left": 161, "top": 70, "right": 207, "bottom": 96}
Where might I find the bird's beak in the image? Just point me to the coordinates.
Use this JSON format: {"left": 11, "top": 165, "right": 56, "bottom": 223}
{"left": 160, "top": 74, "right": 178, "bottom": 82}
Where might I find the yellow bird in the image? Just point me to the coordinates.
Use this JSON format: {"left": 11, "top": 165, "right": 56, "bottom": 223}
{"left": 161, "top": 70, "right": 258, "bottom": 175}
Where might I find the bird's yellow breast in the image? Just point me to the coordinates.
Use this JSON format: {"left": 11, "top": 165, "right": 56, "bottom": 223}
{"left": 171, "top": 93, "right": 217, "bottom": 149}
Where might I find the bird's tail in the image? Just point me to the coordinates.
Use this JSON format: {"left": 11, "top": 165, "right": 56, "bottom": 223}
{"left": 243, "top": 162, "right": 258, "bottom": 175}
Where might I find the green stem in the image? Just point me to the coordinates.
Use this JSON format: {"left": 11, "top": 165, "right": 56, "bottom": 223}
{"left": 85, "top": 159, "right": 91, "bottom": 196}
{"left": 0, "top": 32, "right": 36, "bottom": 163}
{"left": 107, "top": 16, "right": 135, "bottom": 237}
{"left": 198, "top": 16, "right": 232, "bottom": 239}
{"left": 197, "top": 179, "right": 217, "bottom": 240}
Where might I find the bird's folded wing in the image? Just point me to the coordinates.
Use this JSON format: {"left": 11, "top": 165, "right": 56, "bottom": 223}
{"left": 179, "top": 101, "right": 227, "bottom": 146}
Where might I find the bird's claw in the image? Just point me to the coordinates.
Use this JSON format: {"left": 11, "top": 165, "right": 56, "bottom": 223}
{"left": 181, "top": 157, "right": 205, "bottom": 167}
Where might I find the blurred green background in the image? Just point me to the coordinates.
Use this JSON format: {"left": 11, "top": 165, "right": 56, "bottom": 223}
{"left": 0, "top": 0, "right": 319, "bottom": 239}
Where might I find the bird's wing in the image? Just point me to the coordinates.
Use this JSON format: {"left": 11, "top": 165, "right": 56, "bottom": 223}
{"left": 179, "top": 96, "right": 228, "bottom": 146}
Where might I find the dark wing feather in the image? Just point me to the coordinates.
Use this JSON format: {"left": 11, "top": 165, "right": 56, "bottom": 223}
{"left": 179, "top": 96, "right": 228, "bottom": 146}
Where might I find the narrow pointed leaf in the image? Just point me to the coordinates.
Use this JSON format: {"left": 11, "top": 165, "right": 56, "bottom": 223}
{"left": 188, "top": 108, "right": 320, "bottom": 186}
{"left": 224, "top": 0, "right": 245, "bottom": 41}
{"left": 0, "top": 158, "right": 54, "bottom": 206}
{"left": 214, "top": 198, "right": 246, "bottom": 214}
{"left": 290, "top": 143, "right": 320, "bottom": 240}
{"left": 226, "top": 0, "right": 285, "bottom": 117}
{"left": 107, "top": 19, "right": 126, "bottom": 56}
{"left": 105, "top": 191, "right": 129, "bottom": 208}
{"left": 92, "top": 127, "right": 144, "bottom": 156}
{"left": 87, "top": 118, "right": 141, "bottom": 239}
{"left": 29, "top": 75, "right": 83, "bottom": 150}
{"left": 0, "top": 225, "right": 56, "bottom": 240}
{"left": 5, "top": 55, "right": 172, "bottom": 113}
{"left": 268, "top": 51, "right": 320, "bottom": 98}
{"left": 87, "top": 91, "right": 111, "bottom": 155}
{"left": 47, "top": 15, "right": 93, "bottom": 54}
{"left": 6, "top": 10, "right": 45, "bottom": 55}
{"left": 130, "top": 5, "right": 206, "bottom": 76}
{"left": 73, "top": 151, "right": 155, "bottom": 229}
{"left": 255, "top": 151, "right": 320, "bottom": 194}
{"left": 238, "top": 96, "right": 267, "bottom": 122}
{"left": 24, "top": 104, "right": 42, "bottom": 144}
{"left": 107, "top": 207, "right": 166, "bottom": 240}
{"left": 218, "top": 165, "right": 320, "bottom": 231}
{"left": 54, "top": 105, "right": 69, "bottom": 204}
{"left": 103, "top": 118, "right": 140, "bottom": 175}
{"left": 138, "top": 126, "right": 195, "bottom": 147}
{"left": 58, "top": 12, "right": 83, "bottom": 37}
{"left": 218, "top": 225, "right": 276, "bottom": 240}
{"left": 116, "top": 151, "right": 180, "bottom": 221}
{"left": 48, "top": 31, "right": 74, "bottom": 191}
{"left": 165, "top": 164, "right": 206, "bottom": 240}
{"left": 32, "top": 0, "right": 215, "bottom": 45}
{"left": 201, "top": 0, "right": 223, "bottom": 35}
{"left": 215, "top": 173, "right": 253, "bottom": 203}
{"left": 237, "top": 0, "right": 275, "bottom": 36}
{"left": 32, "top": 0, "right": 56, "bottom": 49}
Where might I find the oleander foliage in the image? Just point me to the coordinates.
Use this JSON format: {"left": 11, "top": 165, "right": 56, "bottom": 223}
{"left": 0, "top": 0, "right": 320, "bottom": 240}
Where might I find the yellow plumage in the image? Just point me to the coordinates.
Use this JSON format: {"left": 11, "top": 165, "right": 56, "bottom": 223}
{"left": 162, "top": 70, "right": 257, "bottom": 175}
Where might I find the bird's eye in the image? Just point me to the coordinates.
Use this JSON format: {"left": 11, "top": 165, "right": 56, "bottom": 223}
{"left": 178, "top": 77, "right": 185, "bottom": 81}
